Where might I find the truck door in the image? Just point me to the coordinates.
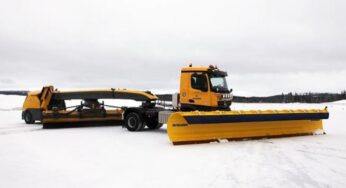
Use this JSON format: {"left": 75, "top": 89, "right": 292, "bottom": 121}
{"left": 189, "top": 73, "right": 211, "bottom": 107}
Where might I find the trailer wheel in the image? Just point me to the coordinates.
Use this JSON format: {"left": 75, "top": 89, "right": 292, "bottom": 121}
{"left": 24, "top": 111, "right": 35, "bottom": 124}
{"left": 146, "top": 120, "right": 163, "bottom": 130}
{"left": 125, "top": 112, "right": 145, "bottom": 131}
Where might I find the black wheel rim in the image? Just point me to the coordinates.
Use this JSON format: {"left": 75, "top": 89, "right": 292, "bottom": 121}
{"left": 128, "top": 117, "right": 137, "bottom": 129}
{"left": 25, "top": 113, "right": 31, "bottom": 122}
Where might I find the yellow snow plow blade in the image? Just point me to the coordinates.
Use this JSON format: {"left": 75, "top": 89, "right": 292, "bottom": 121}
{"left": 167, "top": 109, "right": 329, "bottom": 145}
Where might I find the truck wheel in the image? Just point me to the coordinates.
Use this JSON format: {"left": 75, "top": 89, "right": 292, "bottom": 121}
{"left": 24, "top": 111, "right": 35, "bottom": 124}
{"left": 125, "top": 112, "right": 145, "bottom": 131}
{"left": 147, "top": 120, "right": 163, "bottom": 130}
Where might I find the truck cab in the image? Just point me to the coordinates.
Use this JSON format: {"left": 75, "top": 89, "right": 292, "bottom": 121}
{"left": 179, "top": 65, "right": 233, "bottom": 111}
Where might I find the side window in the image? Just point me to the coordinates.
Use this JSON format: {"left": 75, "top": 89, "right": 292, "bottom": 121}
{"left": 191, "top": 74, "right": 208, "bottom": 92}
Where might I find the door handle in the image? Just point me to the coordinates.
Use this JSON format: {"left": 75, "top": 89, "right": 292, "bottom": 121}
{"left": 189, "top": 99, "right": 195, "bottom": 103}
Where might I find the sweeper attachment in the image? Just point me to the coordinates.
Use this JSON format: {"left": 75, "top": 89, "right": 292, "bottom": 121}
{"left": 22, "top": 86, "right": 160, "bottom": 128}
{"left": 166, "top": 109, "right": 329, "bottom": 145}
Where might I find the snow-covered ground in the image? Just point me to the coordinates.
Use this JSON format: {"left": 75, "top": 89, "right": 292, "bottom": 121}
{"left": 0, "top": 95, "right": 345, "bottom": 188}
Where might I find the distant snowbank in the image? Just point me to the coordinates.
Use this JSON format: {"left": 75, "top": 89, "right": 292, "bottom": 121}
{"left": 0, "top": 95, "right": 25, "bottom": 109}
{"left": 331, "top": 99, "right": 346, "bottom": 104}
{"left": 0, "top": 107, "right": 21, "bottom": 111}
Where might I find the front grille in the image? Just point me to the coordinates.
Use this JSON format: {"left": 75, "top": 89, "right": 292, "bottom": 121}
{"left": 221, "top": 93, "right": 233, "bottom": 100}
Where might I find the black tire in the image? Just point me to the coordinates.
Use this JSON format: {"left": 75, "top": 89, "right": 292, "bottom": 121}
{"left": 124, "top": 112, "right": 145, "bottom": 131}
{"left": 146, "top": 120, "right": 163, "bottom": 130}
{"left": 24, "top": 111, "right": 35, "bottom": 124}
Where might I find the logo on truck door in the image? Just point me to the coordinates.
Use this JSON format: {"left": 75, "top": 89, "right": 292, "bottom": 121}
{"left": 182, "top": 92, "right": 186, "bottom": 97}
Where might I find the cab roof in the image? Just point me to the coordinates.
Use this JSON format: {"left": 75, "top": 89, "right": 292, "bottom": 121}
{"left": 181, "top": 65, "right": 228, "bottom": 76}
{"left": 181, "top": 66, "right": 210, "bottom": 72}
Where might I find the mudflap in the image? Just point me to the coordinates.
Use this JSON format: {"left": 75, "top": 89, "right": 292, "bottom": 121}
{"left": 167, "top": 109, "right": 329, "bottom": 145}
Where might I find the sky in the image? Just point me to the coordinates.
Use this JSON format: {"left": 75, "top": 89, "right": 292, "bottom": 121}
{"left": 0, "top": 0, "right": 345, "bottom": 96}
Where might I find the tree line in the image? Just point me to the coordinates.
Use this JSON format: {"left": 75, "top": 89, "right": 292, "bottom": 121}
{"left": 234, "top": 91, "right": 346, "bottom": 103}
{"left": 0, "top": 91, "right": 28, "bottom": 96}
{"left": 1, "top": 90, "right": 346, "bottom": 103}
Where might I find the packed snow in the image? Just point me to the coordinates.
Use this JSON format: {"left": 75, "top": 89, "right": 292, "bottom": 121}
{"left": 0, "top": 95, "right": 345, "bottom": 188}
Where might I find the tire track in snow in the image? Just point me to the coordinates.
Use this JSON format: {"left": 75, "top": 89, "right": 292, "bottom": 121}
{"left": 273, "top": 141, "right": 331, "bottom": 188}
{"left": 297, "top": 150, "right": 346, "bottom": 160}
{"left": 0, "top": 126, "right": 42, "bottom": 136}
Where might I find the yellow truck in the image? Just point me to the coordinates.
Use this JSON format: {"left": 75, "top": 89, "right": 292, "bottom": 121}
{"left": 22, "top": 65, "right": 329, "bottom": 145}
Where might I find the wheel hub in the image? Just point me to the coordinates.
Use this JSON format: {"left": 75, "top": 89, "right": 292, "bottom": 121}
{"left": 128, "top": 117, "right": 137, "bottom": 128}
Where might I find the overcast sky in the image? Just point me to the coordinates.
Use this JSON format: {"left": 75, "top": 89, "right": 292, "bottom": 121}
{"left": 0, "top": 0, "right": 345, "bottom": 96}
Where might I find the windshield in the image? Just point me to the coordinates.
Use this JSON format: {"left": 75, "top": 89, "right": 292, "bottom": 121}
{"left": 209, "top": 75, "right": 229, "bottom": 93}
